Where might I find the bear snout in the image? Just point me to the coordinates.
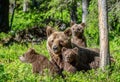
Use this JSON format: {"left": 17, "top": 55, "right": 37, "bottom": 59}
{"left": 53, "top": 46, "right": 59, "bottom": 51}
{"left": 52, "top": 46, "right": 60, "bottom": 53}
{"left": 19, "top": 56, "right": 26, "bottom": 62}
{"left": 53, "top": 46, "right": 58, "bottom": 50}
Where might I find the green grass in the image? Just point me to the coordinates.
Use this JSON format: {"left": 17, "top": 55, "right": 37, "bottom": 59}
{"left": 0, "top": 37, "right": 120, "bottom": 82}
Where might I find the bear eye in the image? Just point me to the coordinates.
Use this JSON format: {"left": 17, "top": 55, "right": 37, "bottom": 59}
{"left": 60, "top": 40, "right": 63, "bottom": 43}
{"left": 51, "top": 39, "right": 54, "bottom": 42}
{"left": 77, "top": 28, "right": 80, "bottom": 31}
{"left": 60, "top": 40, "right": 64, "bottom": 45}
{"left": 72, "top": 28, "right": 74, "bottom": 30}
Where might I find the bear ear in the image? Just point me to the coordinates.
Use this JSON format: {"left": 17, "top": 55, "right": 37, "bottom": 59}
{"left": 80, "top": 23, "right": 85, "bottom": 28}
{"left": 46, "top": 26, "right": 55, "bottom": 37}
{"left": 62, "top": 47, "right": 67, "bottom": 53}
{"left": 29, "top": 48, "right": 35, "bottom": 54}
{"left": 70, "top": 21, "right": 76, "bottom": 26}
{"left": 64, "top": 28, "right": 72, "bottom": 37}
{"left": 73, "top": 47, "right": 78, "bottom": 53}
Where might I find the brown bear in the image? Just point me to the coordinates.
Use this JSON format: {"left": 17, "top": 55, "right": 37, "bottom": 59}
{"left": 76, "top": 47, "right": 115, "bottom": 70}
{"left": 19, "top": 48, "right": 62, "bottom": 76}
{"left": 46, "top": 26, "right": 72, "bottom": 71}
{"left": 61, "top": 47, "right": 91, "bottom": 72}
{"left": 89, "top": 56, "right": 115, "bottom": 69}
{"left": 77, "top": 46, "right": 100, "bottom": 66}
{"left": 71, "top": 23, "right": 87, "bottom": 47}
{"left": 61, "top": 47, "right": 78, "bottom": 73}
{"left": 89, "top": 56, "right": 100, "bottom": 69}
{"left": 61, "top": 62, "right": 77, "bottom": 73}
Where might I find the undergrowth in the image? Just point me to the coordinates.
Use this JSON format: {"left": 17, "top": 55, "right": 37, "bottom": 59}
{"left": 0, "top": 37, "right": 120, "bottom": 82}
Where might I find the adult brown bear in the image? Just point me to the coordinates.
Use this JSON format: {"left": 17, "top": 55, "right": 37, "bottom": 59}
{"left": 46, "top": 26, "right": 72, "bottom": 71}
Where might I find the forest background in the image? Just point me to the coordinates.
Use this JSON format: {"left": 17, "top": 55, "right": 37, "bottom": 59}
{"left": 0, "top": 0, "right": 120, "bottom": 82}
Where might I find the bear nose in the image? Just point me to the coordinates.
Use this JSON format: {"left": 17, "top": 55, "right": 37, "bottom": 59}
{"left": 74, "top": 30, "right": 78, "bottom": 33}
{"left": 67, "top": 56, "right": 70, "bottom": 59}
{"left": 53, "top": 46, "right": 58, "bottom": 50}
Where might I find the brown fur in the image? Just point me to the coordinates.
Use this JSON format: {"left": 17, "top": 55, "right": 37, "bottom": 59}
{"left": 61, "top": 47, "right": 78, "bottom": 73}
{"left": 61, "top": 47, "right": 91, "bottom": 72}
{"left": 46, "top": 26, "right": 72, "bottom": 70}
{"left": 19, "top": 48, "right": 61, "bottom": 76}
{"left": 46, "top": 26, "right": 55, "bottom": 38}
{"left": 77, "top": 47, "right": 115, "bottom": 69}
{"left": 89, "top": 56, "right": 115, "bottom": 69}
{"left": 77, "top": 46, "right": 99, "bottom": 65}
{"left": 89, "top": 57, "right": 100, "bottom": 69}
{"left": 71, "top": 23, "right": 87, "bottom": 47}
{"left": 62, "top": 62, "right": 77, "bottom": 73}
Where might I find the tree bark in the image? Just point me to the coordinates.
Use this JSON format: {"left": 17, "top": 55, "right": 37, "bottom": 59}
{"left": 82, "top": 0, "right": 89, "bottom": 24}
{"left": 70, "top": 0, "right": 77, "bottom": 23}
{"left": 10, "top": 0, "right": 16, "bottom": 30}
{"left": 23, "top": 0, "right": 29, "bottom": 12}
{"left": 0, "top": 0, "right": 9, "bottom": 32}
{"left": 98, "top": 0, "right": 110, "bottom": 71}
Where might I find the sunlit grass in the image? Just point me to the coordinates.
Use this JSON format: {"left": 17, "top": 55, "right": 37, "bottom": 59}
{"left": 0, "top": 37, "right": 120, "bottom": 82}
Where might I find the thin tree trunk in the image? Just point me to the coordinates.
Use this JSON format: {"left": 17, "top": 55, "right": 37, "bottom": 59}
{"left": 23, "top": 0, "right": 29, "bottom": 12}
{"left": 10, "top": 0, "right": 16, "bottom": 30}
{"left": 98, "top": 0, "right": 110, "bottom": 71}
{"left": 0, "top": 0, "right": 9, "bottom": 32}
{"left": 82, "top": 0, "right": 88, "bottom": 23}
{"left": 70, "top": 0, "right": 77, "bottom": 23}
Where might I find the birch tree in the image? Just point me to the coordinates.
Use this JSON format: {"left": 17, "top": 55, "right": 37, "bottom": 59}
{"left": 98, "top": 0, "right": 110, "bottom": 71}
{"left": 82, "top": 0, "right": 89, "bottom": 23}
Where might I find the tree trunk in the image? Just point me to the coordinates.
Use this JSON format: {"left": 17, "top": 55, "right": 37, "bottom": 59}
{"left": 82, "top": 0, "right": 89, "bottom": 24}
{"left": 10, "top": 0, "right": 16, "bottom": 30}
{"left": 23, "top": 0, "right": 29, "bottom": 12}
{"left": 32, "top": 0, "right": 39, "bottom": 9}
{"left": 70, "top": 0, "right": 77, "bottom": 23}
{"left": 0, "top": 0, "right": 9, "bottom": 32}
{"left": 98, "top": 0, "right": 110, "bottom": 71}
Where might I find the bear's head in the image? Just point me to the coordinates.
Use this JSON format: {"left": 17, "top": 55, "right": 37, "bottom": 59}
{"left": 71, "top": 23, "right": 85, "bottom": 37}
{"left": 61, "top": 47, "right": 78, "bottom": 63}
{"left": 19, "top": 48, "right": 36, "bottom": 63}
{"left": 46, "top": 26, "right": 72, "bottom": 54}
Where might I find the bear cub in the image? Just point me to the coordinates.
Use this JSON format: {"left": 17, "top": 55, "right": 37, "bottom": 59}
{"left": 19, "top": 48, "right": 61, "bottom": 75}
{"left": 61, "top": 47, "right": 91, "bottom": 72}
{"left": 61, "top": 47, "right": 78, "bottom": 73}
{"left": 71, "top": 23, "right": 87, "bottom": 47}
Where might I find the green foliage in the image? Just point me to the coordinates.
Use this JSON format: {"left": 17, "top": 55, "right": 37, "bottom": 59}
{"left": 77, "top": 2, "right": 82, "bottom": 23}
{"left": 11, "top": 10, "right": 44, "bottom": 32}
{"left": 45, "top": 0, "right": 71, "bottom": 26}
{"left": 1, "top": 0, "right": 119, "bottom": 81}
{"left": 108, "top": 1, "right": 120, "bottom": 33}
{"left": 0, "top": 38, "right": 120, "bottom": 81}
{"left": 85, "top": 0, "right": 99, "bottom": 46}
{"left": 0, "top": 32, "right": 11, "bottom": 40}
{"left": 85, "top": 0, "right": 120, "bottom": 46}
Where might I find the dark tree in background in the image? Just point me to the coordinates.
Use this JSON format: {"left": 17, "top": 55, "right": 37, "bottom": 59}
{"left": 0, "top": 0, "right": 9, "bottom": 33}
{"left": 70, "top": 0, "right": 77, "bottom": 23}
